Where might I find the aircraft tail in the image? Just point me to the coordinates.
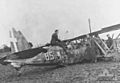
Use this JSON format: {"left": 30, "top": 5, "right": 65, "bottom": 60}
{"left": 9, "top": 29, "right": 18, "bottom": 53}
{"left": 10, "top": 28, "right": 31, "bottom": 52}
{"left": 16, "top": 30, "right": 31, "bottom": 51}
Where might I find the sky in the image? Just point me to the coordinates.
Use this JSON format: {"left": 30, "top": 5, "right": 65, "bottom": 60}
{"left": 0, "top": 0, "right": 120, "bottom": 46}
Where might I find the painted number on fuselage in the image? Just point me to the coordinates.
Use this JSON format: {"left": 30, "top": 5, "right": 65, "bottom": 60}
{"left": 45, "top": 52, "right": 54, "bottom": 61}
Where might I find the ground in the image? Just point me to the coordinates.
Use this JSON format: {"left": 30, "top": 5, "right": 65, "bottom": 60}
{"left": 0, "top": 52, "right": 120, "bottom": 83}
{"left": 0, "top": 61, "right": 120, "bottom": 83}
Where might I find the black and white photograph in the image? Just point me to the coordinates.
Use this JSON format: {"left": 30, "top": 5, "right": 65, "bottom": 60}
{"left": 0, "top": 0, "right": 120, "bottom": 83}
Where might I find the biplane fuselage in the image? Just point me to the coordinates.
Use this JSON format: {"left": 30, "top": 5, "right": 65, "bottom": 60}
{"left": 1, "top": 45, "right": 87, "bottom": 69}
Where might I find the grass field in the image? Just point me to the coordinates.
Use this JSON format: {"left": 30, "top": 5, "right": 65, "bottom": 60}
{"left": 0, "top": 61, "right": 120, "bottom": 83}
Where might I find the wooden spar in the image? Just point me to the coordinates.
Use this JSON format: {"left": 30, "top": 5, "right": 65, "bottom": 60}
{"left": 94, "top": 39, "right": 107, "bottom": 56}
{"left": 88, "top": 18, "right": 92, "bottom": 33}
{"left": 116, "top": 33, "right": 120, "bottom": 39}
{"left": 110, "top": 33, "right": 120, "bottom": 50}
{"left": 112, "top": 34, "right": 114, "bottom": 39}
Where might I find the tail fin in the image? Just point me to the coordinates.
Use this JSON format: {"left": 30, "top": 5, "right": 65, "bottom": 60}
{"left": 16, "top": 31, "right": 31, "bottom": 51}
{"left": 9, "top": 29, "right": 18, "bottom": 53}
{"left": 10, "top": 28, "right": 31, "bottom": 52}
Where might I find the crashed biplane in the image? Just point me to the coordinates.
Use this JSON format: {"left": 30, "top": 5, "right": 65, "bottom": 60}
{"left": 0, "top": 24, "right": 120, "bottom": 75}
